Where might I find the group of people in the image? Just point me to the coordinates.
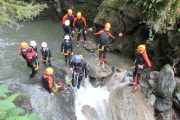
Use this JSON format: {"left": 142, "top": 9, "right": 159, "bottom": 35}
{"left": 19, "top": 8, "right": 152, "bottom": 95}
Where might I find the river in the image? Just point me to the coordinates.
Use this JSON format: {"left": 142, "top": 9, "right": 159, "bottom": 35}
{"left": 0, "top": 19, "right": 133, "bottom": 120}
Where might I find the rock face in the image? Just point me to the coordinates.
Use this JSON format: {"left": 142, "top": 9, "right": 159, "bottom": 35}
{"left": 108, "top": 86, "right": 155, "bottom": 120}
{"left": 154, "top": 64, "right": 176, "bottom": 120}
{"left": 156, "top": 64, "right": 176, "bottom": 98}
{"left": 173, "top": 82, "right": 180, "bottom": 111}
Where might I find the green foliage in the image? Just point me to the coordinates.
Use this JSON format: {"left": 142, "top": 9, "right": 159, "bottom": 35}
{"left": 0, "top": 0, "right": 47, "bottom": 28}
{"left": 0, "top": 84, "right": 9, "bottom": 98}
{"left": 0, "top": 84, "right": 40, "bottom": 120}
{"left": 134, "top": 0, "right": 180, "bottom": 32}
{"left": 74, "top": 0, "right": 103, "bottom": 23}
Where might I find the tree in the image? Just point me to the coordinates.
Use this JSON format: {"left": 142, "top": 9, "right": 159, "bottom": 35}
{"left": 0, "top": 0, "right": 47, "bottom": 28}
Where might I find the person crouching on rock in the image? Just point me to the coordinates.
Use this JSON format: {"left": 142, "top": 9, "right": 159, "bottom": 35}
{"left": 132, "top": 44, "right": 152, "bottom": 91}
{"left": 41, "top": 42, "right": 52, "bottom": 66}
{"left": 42, "top": 67, "right": 55, "bottom": 95}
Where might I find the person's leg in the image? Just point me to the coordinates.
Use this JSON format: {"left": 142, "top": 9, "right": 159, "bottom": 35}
{"left": 82, "top": 30, "right": 87, "bottom": 46}
{"left": 65, "top": 55, "right": 68, "bottom": 63}
{"left": 77, "top": 76, "right": 83, "bottom": 89}
{"left": 133, "top": 66, "right": 138, "bottom": 84}
{"left": 30, "top": 66, "right": 37, "bottom": 78}
{"left": 48, "top": 59, "right": 52, "bottom": 66}
{"left": 77, "top": 32, "right": 81, "bottom": 45}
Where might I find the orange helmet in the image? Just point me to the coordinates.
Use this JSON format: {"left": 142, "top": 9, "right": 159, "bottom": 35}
{"left": 137, "top": 44, "right": 146, "bottom": 53}
{"left": 77, "top": 12, "right": 82, "bottom": 19}
{"left": 68, "top": 9, "right": 73, "bottom": 15}
{"left": 105, "top": 23, "right": 111, "bottom": 29}
{"left": 45, "top": 67, "right": 54, "bottom": 75}
{"left": 20, "top": 42, "right": 29, "bottom": 49}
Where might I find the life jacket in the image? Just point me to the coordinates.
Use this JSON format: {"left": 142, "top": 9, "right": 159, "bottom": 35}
{"left": 42, "top": 74, "right": 54, "bottom": 89}
{"left": 97, "top": 30, "right": 111, "bottom": 45}
{"left": 73, "top": 17, "right": 86, "bottom": 29}
{"left": 64, "top": 41, "right": 73, "bottom": 50}
{"left": 26, "top": 48, "right": 36, "bottom": 61}
{"left": 135, "top": 51, "right": 151, "bottom": 67}
{"left": 64, "top": 26, "right": 72, "bottom": 35}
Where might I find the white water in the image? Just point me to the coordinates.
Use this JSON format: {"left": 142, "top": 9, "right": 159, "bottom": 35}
{"left": 75, "top": 79, "right": 109, "bottom": 120}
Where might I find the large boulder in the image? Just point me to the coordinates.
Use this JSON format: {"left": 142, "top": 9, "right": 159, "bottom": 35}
{"left": 173, "top": 83, "right": 180, "bottom": 111}
{"left": 157, "top": 64, "right": 176, "bottom": 98}
{"left": 107, "top": 86, "right": 155, "bottom": 120}
{"left": 88, "top": 63, "right": 113, "bottom": 79}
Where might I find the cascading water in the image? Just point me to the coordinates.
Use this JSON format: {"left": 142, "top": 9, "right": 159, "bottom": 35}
{"left": 74, "top": 79, "right": 109, "bottom": 120}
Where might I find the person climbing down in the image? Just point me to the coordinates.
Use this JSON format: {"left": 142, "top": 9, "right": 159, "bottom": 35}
{"left": 70, "top": 55, "right": 88, "bottom": 89}
{"left": 132, "top": 44, "right": 152, "bottom": 92}
{"left": 91, "top": 23, "right": 123, "bottom": 67}
{"left": 61, "top": 35, "right": 73, "bottom": 64}
{"left": 42, "top": 67, "right": 68, "bottom": 95}
{"left": 42, "top": 67, "right": 55, "bottom": 95}
{"left": 73, "top": 12, "right": 87, "bottom": 47}
{"left": 26, "top": 47, "right": 38, "bottom": 78}
{"left": 41, "top": 42, "right": 52, "bottom": 66}
{"left": 62, "top": 9, "right": 74, "bottom": 36}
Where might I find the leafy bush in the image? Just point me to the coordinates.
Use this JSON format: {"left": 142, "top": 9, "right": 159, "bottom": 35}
{"left": 0, "top": 84, "right": 40, "bottom": 120}
{"left": 0, "top": 0, "right": 47, "bottom": 28}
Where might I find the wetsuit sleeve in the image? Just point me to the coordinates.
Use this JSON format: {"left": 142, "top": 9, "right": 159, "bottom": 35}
{"left": 71, "top": 43, "right": 73, "bottom": 52}
{"left": 73, "top": 18, "right": 77, "bottom": 29}
{"left": 61, "top": 43, "right": 64, "bottom": 52}
{"left": 62, "top": 14, "right": 68, "bottom": 25}
{"left": 108, "top": 32, "right": 116, "bottom": 39}
{"left": 143, "top": 51, "right": 152, "bottom": 68}
{"left": 94, "top": 30, "right": 104, "bottom": 35}
{"left": 48, "top": 49, "right": 52, "bottom": 58}
{"left": 82, "top": 17, "right": 87, "bottom": 27}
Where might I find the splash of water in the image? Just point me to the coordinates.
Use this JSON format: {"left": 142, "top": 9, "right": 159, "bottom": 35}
{"left": 75, "top": 80, "right": 109, "bottom": 120}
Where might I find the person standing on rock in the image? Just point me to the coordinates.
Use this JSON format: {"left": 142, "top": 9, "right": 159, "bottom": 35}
{"left": 89, "top": 23, "right": 123, "bottom": 67}
{"left": 70, "top": 55, "right": 88, "bottom": 89}
{"left": 132, "top": 44, "right": 152, "bottom": 92}
{"left": 26, "top": 46, "right": 39, "bottom": 78}
{"left": 62, "top": 9, "right": 74, "bottom": 37}
{"left": 73, "top": 12, "right": 87, "bottom": 47}
{"left": 41, "top": 42, "right": 52, "bottom": 66}
{"left": 19, "top": 42, "right": 38, "bottom": 78}
{"left": 61, "top": 35, "right": 73, "bottom": 64}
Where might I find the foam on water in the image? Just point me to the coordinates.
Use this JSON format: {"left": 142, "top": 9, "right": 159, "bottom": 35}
{"left": 75, "top": 80, "right": 109, "bottom": 120}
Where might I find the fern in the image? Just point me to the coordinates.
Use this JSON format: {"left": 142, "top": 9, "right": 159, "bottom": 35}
{"left": 6, "top": 107, "right": 24, "bottom": 118}
{"left": 0, "top": 84, "right": 9, "bottom": 98}
{"left": 7, "top": 93, "right": 20, "bottom": 102}
{"left": 0, "top": 100, "right": 16, "bottom": 110}
{"left": 5, "top": 116, "right": 31, "bottom": 120}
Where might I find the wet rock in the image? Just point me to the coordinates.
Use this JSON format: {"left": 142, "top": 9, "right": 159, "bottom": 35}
{"left": 85, "top": 41, "right": 97, "bottom": 53}
{"left": 149, "top": 79, "right": 157, "bottom": 89}
{"left": 148, "top": 94, "right": 156, "bottom": 107}
{"left": 88, "top": 63, "right": 112, "bottom": 79}
{"left": 150, "top": 71, "right": 160, "bottom": 80}
{"left": 108, "top": 86, "right": 155, "bottom": 120}
{"left": 81, "top": 105, "right": 99, "bottom": 120}
{"left": 155, "top": 98, "right": 173, "bottom": 112}
{"left": 157, "top": 64, "right": 176, "bottom": 98}
{"left": 173, "top": 85, "right": 180, "bottom": 111}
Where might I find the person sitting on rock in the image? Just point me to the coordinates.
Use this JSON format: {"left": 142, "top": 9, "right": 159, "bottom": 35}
{"left": 132, "top": 44, "right": 152, "bottom": 91}
{"left": 41, "top": 42, "right": 52, "bottom": 66}
{"left": 70, "top": 55, "right": 88, "bottom": 89}
{"left": 73, "top": 12, "right": 87, "bottom": 47}
{"left": 42, "top": 67, "right": 55, "bottom": 95}
{"left": 61, "top": 35, "right": 73, "bottom": 64}
{"left": 90, "top": 23, "right": 123, "bottom": 67}
{"left": 62, "top": 9, "right": 74, "bottom": 36}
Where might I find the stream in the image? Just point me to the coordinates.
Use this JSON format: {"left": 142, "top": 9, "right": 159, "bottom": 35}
{"left": 0, "top": 19, "right": 133, "bottom": 120}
